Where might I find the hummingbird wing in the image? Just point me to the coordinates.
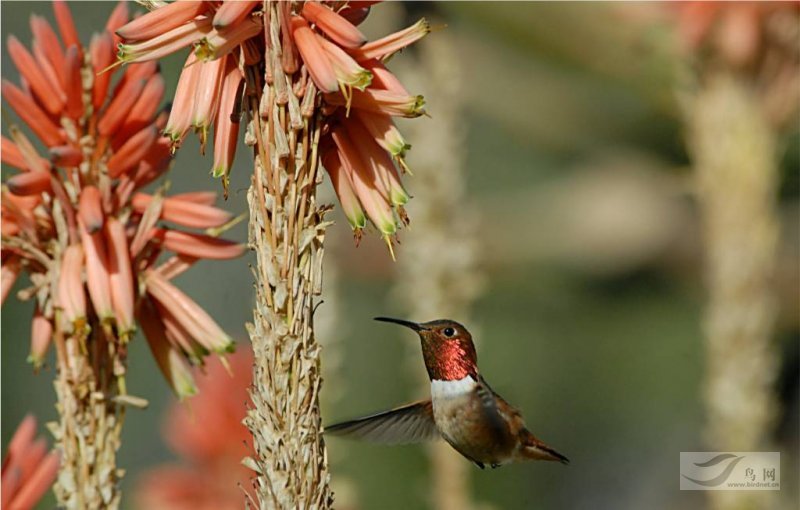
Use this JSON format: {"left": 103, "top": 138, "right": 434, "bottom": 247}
{"left": 479, "top": 376, "right": 570, "bottom": 464}
{"left": 324, "top": 400, "right": 439, "bottom": 444}
{"left": 475, "top": 376, "right": 519, "bottom": 438}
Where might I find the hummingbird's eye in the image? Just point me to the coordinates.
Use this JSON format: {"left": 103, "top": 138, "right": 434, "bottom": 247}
{"left": 443, "top": 327, "right": 456, "bottom": 337}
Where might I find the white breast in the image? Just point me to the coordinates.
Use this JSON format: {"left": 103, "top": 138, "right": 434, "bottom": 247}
{"left": 431, "top": 375, "right": 477, "bottom": 400}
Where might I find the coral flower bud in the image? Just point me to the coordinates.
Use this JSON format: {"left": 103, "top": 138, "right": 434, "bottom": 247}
{"left": 31, "top": 41, "right": 65, "bottom": 107}
{"left": 1, "top": 255, "right": 22, "bottom": 306}
{"left": 213, "top": 0, "right": 260, "bottom": 29}
{"left": 190, "top": 57, "right": 227, "bottom": 150}
{"left": 164, "top": 53, "right": 201, "bottom": 147}
{"left": 212, "top": 60, "right": 243, "bottom": 180}
{"left": 344, "top": 118, "right": 409, "bottom": 206}
{"left": 105, "top": 218, "right": 136, "bottom": 335}
{"left": 196, "top": 17, "right": 263, "bottom": 62}
{"left": 30, "top": 15, "right": 66, "bottom": 86}
{"left": 331, "top": 127, "right": 396, "bottom": 236}
{"left": 107, "top": 125, "right": 158, "bottom": 178}
{"left": 78, "top": 221, "right": 114, "bottom": 321}
{"left": 98, "top": 78, "right": 146, "bottom": 138}
{"left": 105, "top": 1, "right": 129, "bottom": 41}
{"left": 1, "top": 80, "right": 65, "bottom": 146}
{"left": 145, "top": 270, "right": 234, "bottom": 354}
{"left": 53, "top": 0, "right": 81, "bottom": 57}
{"left": 2, "top": 415, "right": 60, "bottom": 510}
{"left": 2, "top": 135, "right": 48, "bottom": 173}
{"left": 115, "top": 74, "right": 165, "bottom": 143}
{"left": 133, "top": 138, "right": 173, "bottom": 188}
{"left": 361, "top": 58, "right": 410, "bottom": 96}
{"left": 10, "top": 128, "right": 50, "bottom": 174}
{"left": 138, "top": 300, "right": 198, "bottom": 399}
{"left": 315, "top": 34, "right": 372, "bottom": 91}
{"left": 11, "top": 451, "right": 59, "bottom": 510}
{"left": 116, "top": 0, "right": 209, "bottom": 42}
{"left": 301, "top": 1, "right": 367, "bottom": 49}
{"left": 6, "top": 171, "right": 52, "bottom": 197}
{"left": 7, "top": 36, "right": 66, "bottom": 115}
{"left": 152, "top": 228, "right": 246, "bottom": 260}
{"left": 321, "top": 147, "right": 366, "bottom": 230}
{"left": 49, "top": 145, "right": 83, "bottom": 167}
{"left": 29, "top": 305, "right": 53, "bottom": 368}
{"left": 353, "top": 109, "right": 410, "bottom": 157}
{"left": 154, "top": 299, "right": 202, "bottom": 358}
{"left": 349, "top": 18, "right": 431, "bottom": 61}
{"left": 78, "top": 186, "right": 104, "bottom": 233}
{"left": 113, "top": 61, "right": 158, "bottom": 97}
{"left": 118, "top": 17, "right": 213, "bottom": 64}
{"left": 170, "top": 191, "right": 218, "bottom": 206}
{"left": 132, "top": 192, "right": 233, "bottom": 229}
{"left": 326, "top": 88, "right": 426, "bottom": 118}
{"left": 57, "top": 244, "right": 86, "bottom": 329}
{"left": 1, "top": 137, "right": 29, "bottom": 171}
{"left": 63, "top": 45, "right": 84, "bottom": 119}
{"left": 91, "top": 31, "right": 116, "bottom": 111}
{"left": 291, "top": 17, "right": 339, "bottom": 93}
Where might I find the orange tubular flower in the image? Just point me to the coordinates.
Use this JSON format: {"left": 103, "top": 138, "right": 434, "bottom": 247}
{"left": 132, "top": 192, "right": 233, "bottom": 229}
{"left": 1, "top": 1, "right": 242, "bottom": 392}
{"left": 114, "top": 0, "right": 430, "bottom": 249}
{"left": 212, "top": 59, "right": 243, "bottom": 183}
{"left": 321, "top": 148, "right": 367, "bottom": 232}
{"left": 154, "top": 228, "right": 245, "bottom": 260}
{"left": 302, "top": 1, "right": 367, "bottom": 49}
{"left": 1, "top": 416, "right": 60, "bottom": 510}
{"left": 30, "top": 304, "right": 53, "bottom": 367}
{"left": 56, "top": 244, "right": 87, "bottom": 330}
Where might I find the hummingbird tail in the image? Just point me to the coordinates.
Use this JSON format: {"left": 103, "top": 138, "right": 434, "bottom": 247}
{"left": 521, "top": 431, "right": 570, "bottom": 465}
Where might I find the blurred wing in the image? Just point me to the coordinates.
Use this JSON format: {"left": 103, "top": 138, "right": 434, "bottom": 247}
{"left": 325, "top": 400, "right": 439, "bottom": 444}
{"left": 477, "top": 375, "right": 523, "bottom": 435}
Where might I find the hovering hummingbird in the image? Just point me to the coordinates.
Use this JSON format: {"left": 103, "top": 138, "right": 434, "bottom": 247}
{"left": 325, "top": 317, "right": 569, "bottom": 469}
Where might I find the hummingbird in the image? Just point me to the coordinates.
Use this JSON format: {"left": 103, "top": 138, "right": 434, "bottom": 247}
{"left": 325, "top": 317, "right": 569, "bottom": 469}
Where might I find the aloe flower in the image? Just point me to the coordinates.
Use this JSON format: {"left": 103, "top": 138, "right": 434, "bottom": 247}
{"left": 115, "top": 0, "right": 429, "bottom": 251}
{"left": 1, "top": 2, "right": 243, "bottom": 505}
{"left": 1, "top": 416, "right": 60, "bottom": 510}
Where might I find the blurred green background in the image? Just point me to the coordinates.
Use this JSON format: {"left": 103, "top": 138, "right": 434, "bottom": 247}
{"left": 2, "top": 2, "right": 797, "bottom": 510}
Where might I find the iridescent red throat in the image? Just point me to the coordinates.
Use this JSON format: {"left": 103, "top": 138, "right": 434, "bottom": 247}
{"left": 422, "top": 338, "right": 478, "bottom": 381}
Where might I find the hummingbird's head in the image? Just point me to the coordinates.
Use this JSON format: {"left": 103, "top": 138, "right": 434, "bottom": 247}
{"left": 374, "top": 317, "right": 478, "bottom": 381}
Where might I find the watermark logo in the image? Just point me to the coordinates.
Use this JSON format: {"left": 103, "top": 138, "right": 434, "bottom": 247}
{"left": 680, "top": 452, "right": 780, "bottom": 491}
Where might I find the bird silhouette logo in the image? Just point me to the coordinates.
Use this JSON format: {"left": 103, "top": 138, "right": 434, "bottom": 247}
{"left": 681, "top": 453, "right": 745, "bottom": 487}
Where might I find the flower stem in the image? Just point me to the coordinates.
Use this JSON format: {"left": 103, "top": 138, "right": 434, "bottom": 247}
{"left": 52, "top": 317, "right": 125, "bottom": 509}
{"left": 687, "top": 73, "right": 780, "bottom": 510}
{"left": 242, "top": 2, "right": 332, "bottom": 506}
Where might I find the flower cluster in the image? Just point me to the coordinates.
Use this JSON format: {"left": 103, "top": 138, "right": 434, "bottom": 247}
{"left": 1, "top": 415, "right": 60, "bottom": 510}
{"left": 673, "top": 1, "right": 798, "bottom": 67}
{"left": 114, "top": 1, "right": 429, "bottom": 250}
{"left": 135, "top": 350, "right": 254, "bottom": 510}
{"left": 667, "top": 2, "right": 799, "bottom": 127}
{"left": 1, "top": 1, "right": 243, "bottom": 397}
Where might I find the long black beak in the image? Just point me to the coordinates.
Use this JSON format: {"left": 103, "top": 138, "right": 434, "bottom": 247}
{"left": 374, "top": 317, "right": 425, "bottom": 332}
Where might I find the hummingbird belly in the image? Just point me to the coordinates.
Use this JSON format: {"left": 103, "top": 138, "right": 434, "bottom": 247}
{"left": 431, "top": 379, "right": 516, "bottom": 465}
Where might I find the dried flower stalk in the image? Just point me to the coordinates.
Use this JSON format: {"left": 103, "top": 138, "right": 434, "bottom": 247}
{"left": 672, "top": 5, "right": 798, "bottom": 510}
{"left": 687, "top": 74, "right": 780, "bottom": 510}
{"left": 242, "top": 4, "right": 332, "bottom": 507}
